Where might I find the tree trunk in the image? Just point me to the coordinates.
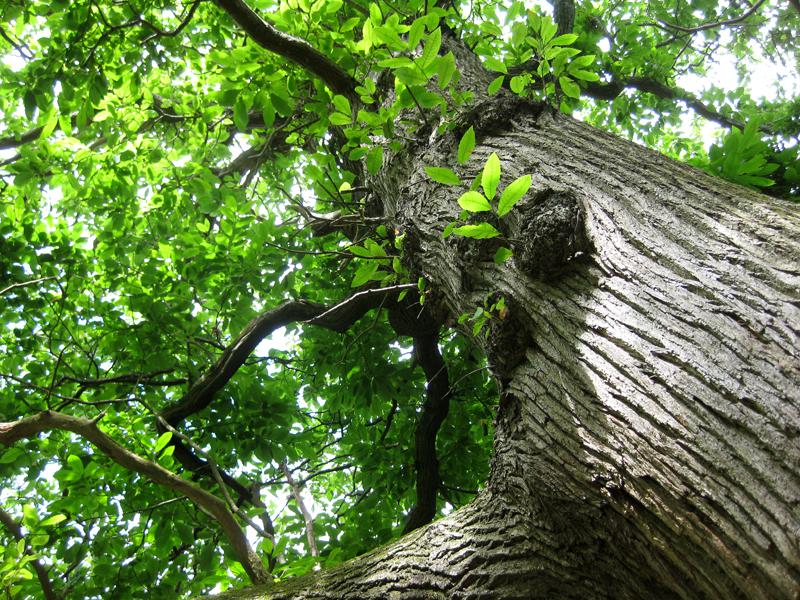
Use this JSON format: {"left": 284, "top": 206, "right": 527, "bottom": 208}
{"left": 204, "top": 102, "right": 800, "bottom": 599}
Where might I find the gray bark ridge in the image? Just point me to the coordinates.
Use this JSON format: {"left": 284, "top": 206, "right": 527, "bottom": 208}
{"left": 205, "top": 104, "right": 800, "bottom": 598}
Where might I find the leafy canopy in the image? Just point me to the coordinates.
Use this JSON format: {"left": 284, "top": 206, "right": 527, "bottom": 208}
{"left": 0, "top": 0, "right": 798, "bottom": 597}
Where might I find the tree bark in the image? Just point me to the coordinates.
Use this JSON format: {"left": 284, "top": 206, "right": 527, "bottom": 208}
{"left": 202, "top": 102, "right": 800, "bottom": 598}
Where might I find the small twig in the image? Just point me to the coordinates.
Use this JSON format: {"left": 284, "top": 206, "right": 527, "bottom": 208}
{"left": 280, "top": 461, "right": 319, "bottom": 558}
{"left": 654, "top": 0, "right": 767, "bottom": 34}
{"left": 0, "top": 276, "right": 57, "bottom": 296}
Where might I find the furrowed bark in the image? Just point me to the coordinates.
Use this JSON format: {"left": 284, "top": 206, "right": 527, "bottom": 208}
{"left": 206, "top": 101, "right": 799, "bottom": 598}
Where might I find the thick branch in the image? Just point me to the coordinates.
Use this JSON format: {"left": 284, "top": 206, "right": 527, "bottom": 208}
{"left": 0, "top": 507, "right": 60, "bottom": 600}
{"left": 553, "top": 0, "right": 575, "bottom": 35}
{"left": 0, "top": 411, "right": 269, "bottom": 585}
{"left": 403, "top": 331, "right": 452, "bottom": 534}
{"left": 212, "top": 0, "right": 357, "bottom": 97}
{"left": 160, "top": 284, "right": 415, "bottom": 426}
{"left": 157, "top": 285, "right": 414, "bottom": 519}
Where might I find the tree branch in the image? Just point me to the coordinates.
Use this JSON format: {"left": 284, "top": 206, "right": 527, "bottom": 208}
{"left": 212, "top": 0, "right": 358, "bottom": 97}
{"left": 140, "top": 0, "right": 202, "bottom": 43}
{"left": 160, "top": 283, "right": 416, "bottom": 426}
{"left": 0, "top": 411, "right": 269, "bottom": 585}
{"left": 584, "top": 76, "right": 771, "bottom": 133}
{"left": 0, "top": 276, "right": 57, "bottom": 296}
{"left": 0, "top": 507, "right": 61, "bottom": 600}
{"left": 553, "top": 0, "right": 575, "bottom": 35}
{"left": 280, "top": 462, "right": 319, "bottom": 558}
{"left": 403, "top": 331, "right": 452, "bottom": 533}
{"left": 155, "top": 284, "right": 415, "bottom": 525}
{"left": 60, "top": 369, "right": 188, "bottom": 390}
{"left": 654, "top": 0, "right": 768, "bottom": 34}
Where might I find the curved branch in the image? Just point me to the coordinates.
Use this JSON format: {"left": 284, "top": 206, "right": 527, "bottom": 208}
{"left": 0, "top": 507, "right": 60, "bottom": 600}
{"left": 0, "top": 411, "right": 269, "bottom": 585}
{"left": 212, "top": 0, "right": 358, "bottom": 97}
{"left": 140, "top": 0, "right": 202, "bottom": 43}
{"left": 160, "top": 283, "right": 415, "bottom": 426}
{"left": 156, "top": 284, "right": 414, "bottom": 521}
{"left": 655, "top": 0, "right": 767, "bottom": 34}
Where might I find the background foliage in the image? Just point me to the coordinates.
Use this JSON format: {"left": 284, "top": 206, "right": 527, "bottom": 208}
{"left": 0, "top": 0, "right": 797, "bottom": 597}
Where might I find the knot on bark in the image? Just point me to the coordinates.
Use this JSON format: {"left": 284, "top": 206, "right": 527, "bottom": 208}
{"left": 485, "top": 296, "right": 529, "bottom": 382}
{"left": 511, "top": 189, "right": 590, "bottom": 279}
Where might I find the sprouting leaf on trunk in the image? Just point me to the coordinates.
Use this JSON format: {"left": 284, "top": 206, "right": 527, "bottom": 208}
{"left": 425, "top": 166, "right": 462, "bottom": 185}
{"left": 482, "top": 153, "right": 501, "bottom": 200}
{"left": 458, "top": 126, "right": 476, "bottom": 164}
{"left": 498, "top": 175, "right": 532, "bottom": 216}
{"left": 458, "top": 190, "right": 492, "bottom": 212}
{"left": 453, "top": 223, "right": 501, "bottom": 239}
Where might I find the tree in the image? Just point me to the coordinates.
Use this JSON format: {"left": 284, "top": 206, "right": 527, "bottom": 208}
{"left": 0, "top": 0, "right": 798, "bottom": 598}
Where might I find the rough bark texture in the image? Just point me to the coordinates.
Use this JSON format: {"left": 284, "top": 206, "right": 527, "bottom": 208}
{"left": 203, "top": 104, "right": 800, "bottom": 598}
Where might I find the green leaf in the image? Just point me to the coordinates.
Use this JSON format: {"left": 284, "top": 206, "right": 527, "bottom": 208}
{"left": 67, "top": 454, "right": 84, "bottom": 477}
{"left": 569, "top": 69, "right": 600, "bottom": 82}
{"left": 569, "top": 54, "right": 596, "bottom": 68}
{"left": 408, "top": 17, "right": 426, "bottom": 48}
{"left": 482, "top": 153, "right": 501, "bottom": 200}
{"left": 487, "top": 75, "right": 504, "bottom": 95}
{"left": 421, "top": 27, "right": 442, "bottom": 66}
{"left": 442, "top": 221, "right": 457, "bottom": 238}
{"left": 332, "top": 94, "right": 351, "bottom": 114}
{"left": 540, "top": 19, "right": 558, "bottom": 44}
{"left": 559, "top": 76, "right": 581, "bottom": 98}
{"left": 39, "top": 105, "right": 59, "bottom": 140}
{"left": 154, "top": 431, "right": 173, "bottom": 454}
{"left": 424, "top": 166, "right": 461, "bottom": 185}
{"left": 493, "top": 247, "right": 513, "bottom": 263}
{"left": 0, "top": 447, "right": 24, "bottom": 464}
{"left": 367, "top": 146, "right": 383, "bottom": 174}
{"left": 40, "top": 514, "right": 67, "bottom": 527}
{"left": 360, "top": 238, "right": 387, "bottom": 257}
{"left": 352, "top": 261, "right": 380, "bottom": 287}
{"left": 457, "top": 191, "right": 491, "bottom": 212}
{"left": 377, "top": 56, "right": 414, "bottom": 68}
{"left": 510, "top": 75, "right": 526, "bottom": 94}
{"left": 329, "top": 112, "right": 352, "bottom": 125}
{"left": 458, "top": 126, "right": 476, "bottom": 164}
{"left": 549, "top": 33, "right": 578, "bottom": 46}
{"left": 394, "top": 67, "right": 428, "bottom": 86}
{"left": 436, "top": 52, "right": 456, "bottom": 88}
{"left": 498, "top": 174, "right": 531, "bottom": 216}
{"left": 453, "top": 223, "right": 501, "bottom": 239}
{"left": 484, "top": 57, "right": 507, "bottom": 74}
{"left": 233, "top": 94, "right": 250, "bottom": 131}
{"left": 369, "top": 2, "right": 382, "bottom": 24}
